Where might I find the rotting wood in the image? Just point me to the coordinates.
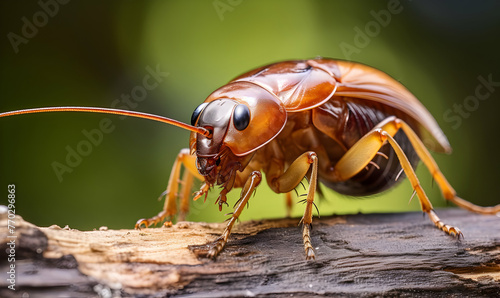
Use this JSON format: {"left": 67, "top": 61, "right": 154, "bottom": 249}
{"left": 0, "top": 209, "right": 499, "bottom": 297}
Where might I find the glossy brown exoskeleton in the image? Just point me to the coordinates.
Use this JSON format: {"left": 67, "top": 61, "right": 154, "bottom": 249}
{"left": 2, "top": 58, "right": 499, "bottom": 260}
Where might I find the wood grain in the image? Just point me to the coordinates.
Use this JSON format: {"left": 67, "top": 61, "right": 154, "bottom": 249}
{"left": 1, "top": 209, "right": 499, "bottom": 297}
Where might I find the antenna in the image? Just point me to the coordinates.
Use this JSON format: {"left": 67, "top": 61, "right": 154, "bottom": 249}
{"left": 0, "top": 106, "right": 210, "bottom": 136}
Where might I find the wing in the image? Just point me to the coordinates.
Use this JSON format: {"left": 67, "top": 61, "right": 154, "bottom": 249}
{"left": 326, "top": 59, "right": 451, "bottom": 153}
{"left": 231, "top": 60, "right": 338, "bottom": 112}
{"left": 232, "top": 58, "right": 451, "bottom": 153}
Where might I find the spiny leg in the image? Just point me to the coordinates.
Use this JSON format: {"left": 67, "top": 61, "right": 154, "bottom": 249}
{"left": 204, "top": 171, "right": 262, "bottom": 259}
{"left": 177, "top": 169, "right": 195, "bottom": 222}
{"left": 301, "top": 153, "right": 318, "bottom": 260}
{"left": 135, "top": 148, "right": 203, "bottom": 229}
{"left": 333, "top": 117, "right": 462, "bottom": 237}
{"left": 399, "top": 122, "right": 500, "bottom": 215}
{"left": 268, "top": 151, "right": 319, "bottom": 260}
{"left": 383, "top": 132, "right": 462, "bottom": 237}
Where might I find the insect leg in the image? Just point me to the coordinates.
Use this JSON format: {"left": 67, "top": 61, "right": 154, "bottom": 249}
{"left": 135, "top": 148, "right": 203, "bottom": 229}
{"left": 398, "top": 122, "right": 500, "bottom": 215}
{"left": 383, "top": 132, "right": 463, "bottom": 237}
{"left": 206, "top": 171, "right": 262, "bottom": 259}
{"left": 332, "top": 116, "right": 399, "bottom": 181}
{"left": 268, "top": 151, "right": 318, "bottom": 260}
{"left": 178, "top": 168, "right": 195, "bottom": 221}
{"left": 333, "top": 118, "right": 463, "bottom": 237}
{"left": 285, "top": 192, "right": 293, "bottom": 218}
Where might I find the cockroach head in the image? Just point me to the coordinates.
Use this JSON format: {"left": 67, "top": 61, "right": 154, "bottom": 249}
{"left": 189, "top": 81, "right": 287, "bottom": 182}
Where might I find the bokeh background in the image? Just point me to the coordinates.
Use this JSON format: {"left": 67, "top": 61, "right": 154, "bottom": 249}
{"left": 1, "top": 0, "right": 499, "bottom": 230}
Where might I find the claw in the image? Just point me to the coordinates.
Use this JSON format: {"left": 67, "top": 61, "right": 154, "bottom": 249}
{"left": 428, "top": 210, "right": 464, "bottom": 240}
{"left": 191, "top": 236, "right": 227, "bottom": 260}
{"left": 135, "top": 219, "right": 149, "bottom": 230}
{"left": 434, "top": 220, "right": 463, "bottom": 239}
{"left": 193, "top": 182, "right": 211, "bottom": 202}
{"left": 305, "top": 247, "right": 316, "bottom": 260}
{"left": 207, "top": 247, "right": 219, "bottom": 259}
{"left": 302, "top": 223, "right": 316, "bottom": 260}
{"left": 135, "top": 218, "right": 159, "bottom": 229}
{"left": 134, "top": 210, "right": 168, "bottom": 229}
{"left": 207, "top": 236, "right": 225, "bottom": 259}
{"left": 442, "top": 225, "right": 463, "bottom": 239}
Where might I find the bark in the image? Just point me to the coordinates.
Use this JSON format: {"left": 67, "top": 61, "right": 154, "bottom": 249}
{"left": 0, "top": 209, "right": 499, "bottom": 297}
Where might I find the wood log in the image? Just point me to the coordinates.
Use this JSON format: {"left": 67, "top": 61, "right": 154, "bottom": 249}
{"left": 1, "top": 208, "right": 499, "bottom": 297}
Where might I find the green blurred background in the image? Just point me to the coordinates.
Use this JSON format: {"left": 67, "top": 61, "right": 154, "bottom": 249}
{"left": 1, "top": 0, "right": 499, "bottom": 230}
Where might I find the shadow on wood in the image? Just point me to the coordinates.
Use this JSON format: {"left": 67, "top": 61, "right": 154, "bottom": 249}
{"left": 1, "top": 209, "right": 499, "bottom": 297}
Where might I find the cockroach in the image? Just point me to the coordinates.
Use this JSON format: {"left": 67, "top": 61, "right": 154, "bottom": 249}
{"left": 2, "top": 58, "right": 499, "bottom": 260}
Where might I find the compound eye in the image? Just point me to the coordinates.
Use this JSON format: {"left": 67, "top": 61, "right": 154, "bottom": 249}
{"left": 233, "top": 104, "right": 250, "bottom": 131}
{"left": 191, "top": 102, "right": 208, "bottom": 126}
